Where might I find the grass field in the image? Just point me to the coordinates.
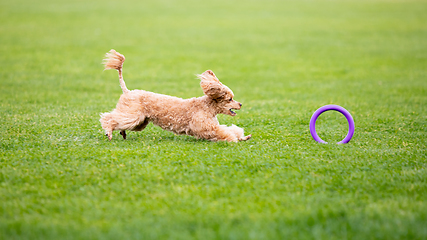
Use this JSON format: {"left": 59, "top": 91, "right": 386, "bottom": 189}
{"left": 1, "top": 0, "right": 426, "bottom": 239}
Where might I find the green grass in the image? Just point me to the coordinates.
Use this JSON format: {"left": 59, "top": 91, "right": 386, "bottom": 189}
{"left": 1, "top": 0, "right": 426, "bottom": 239}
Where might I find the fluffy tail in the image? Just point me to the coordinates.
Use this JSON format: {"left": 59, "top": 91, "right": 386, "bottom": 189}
{"left": 103, "top": 49, "right": 129, "bottom": 94}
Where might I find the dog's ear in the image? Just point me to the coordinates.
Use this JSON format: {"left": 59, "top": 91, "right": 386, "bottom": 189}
{"left": 204, "top": 70, "right": 217, "bottom": 79}
{"left": 200, "top": 81, "right": 226, "bottom": 99}
{"left": 198, "top": 70, "right": 225, "bottom": 99}
{"left": 198, "top": 70, "right": 220, "bottom": 83}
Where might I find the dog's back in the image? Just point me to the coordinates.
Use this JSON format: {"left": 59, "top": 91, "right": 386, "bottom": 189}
{"left": 118, "top": 90, "right": 209, "bottom": 135}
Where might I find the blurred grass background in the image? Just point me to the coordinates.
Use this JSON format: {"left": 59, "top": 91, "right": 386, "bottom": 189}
{"left": 0, "top": 0, "right": 426, "bottom": 239}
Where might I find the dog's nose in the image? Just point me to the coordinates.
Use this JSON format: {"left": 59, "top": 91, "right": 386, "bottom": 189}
{"left": 239, "top": 103, "right": 242, "bottom": 107}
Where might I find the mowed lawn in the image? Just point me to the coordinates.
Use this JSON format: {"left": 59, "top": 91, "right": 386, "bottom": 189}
{"left": 1, "top": 0, "right": 426, "bottom": 239}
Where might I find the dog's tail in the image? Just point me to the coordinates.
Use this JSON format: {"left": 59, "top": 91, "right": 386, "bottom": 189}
{"left": 103, "top": 49, "right": 129, "bottom": 94}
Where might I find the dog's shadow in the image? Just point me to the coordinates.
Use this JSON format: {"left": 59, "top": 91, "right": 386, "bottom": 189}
{"left": 94, "top": 128, "right": 241, "bottom": 147}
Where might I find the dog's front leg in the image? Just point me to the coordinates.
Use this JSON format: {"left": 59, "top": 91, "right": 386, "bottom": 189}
{"left": 215, "top": 125, "right": 241, "bottom": 142}
{"left": 190, "top": 115, "right": 250, "bottom": 142}
{"left": 239, "top": 134, "right": 252, "bottom": 141}
{"left": 189, "top": 118, "right": 235, "bottom": 142}
{"left": 226, "top": 124, "right": 251, "bottom": 141}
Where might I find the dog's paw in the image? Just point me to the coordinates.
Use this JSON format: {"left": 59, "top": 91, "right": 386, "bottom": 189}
{"left": 105, "top": 133, "right": 113, "bottom": 141}
{"left": 239, "top": 134, "right": 252, "bottom": 141}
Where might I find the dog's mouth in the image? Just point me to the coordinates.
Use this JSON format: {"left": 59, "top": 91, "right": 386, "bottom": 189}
{"left": 229, "top": 108, "right": 237, "bottom": 116}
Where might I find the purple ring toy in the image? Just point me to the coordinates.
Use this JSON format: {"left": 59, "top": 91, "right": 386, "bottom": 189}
{"left": 309, "top": 105, "right": 355, "bottom": 144}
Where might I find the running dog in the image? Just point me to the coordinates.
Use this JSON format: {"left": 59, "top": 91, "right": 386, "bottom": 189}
{"left": 100, "top": 50, "right": 251, "bottom": 142}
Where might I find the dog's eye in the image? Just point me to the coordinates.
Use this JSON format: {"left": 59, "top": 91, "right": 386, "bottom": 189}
{"left": 229, "top": 98, "right": 232, "bottom": 102}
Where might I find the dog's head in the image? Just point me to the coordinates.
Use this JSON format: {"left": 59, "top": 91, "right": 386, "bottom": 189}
{"left": 198, "top": 70, "right": 242, "bottom": 116}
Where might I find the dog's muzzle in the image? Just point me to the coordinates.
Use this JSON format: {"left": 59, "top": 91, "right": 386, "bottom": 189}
{"left": 229, "top": 103, "right": 242, "bottom": 116}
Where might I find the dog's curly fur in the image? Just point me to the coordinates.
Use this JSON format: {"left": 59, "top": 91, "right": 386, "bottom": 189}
{"left": 100, "top": 49, "right": 251, "bottom": 142}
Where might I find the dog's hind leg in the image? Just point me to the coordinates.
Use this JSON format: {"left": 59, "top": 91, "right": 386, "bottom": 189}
{"left": 119, "top": 118, "right": 149, "bottom": 140}
{"left": 100, "top": 112, "right": 118, "bottom": 141}
{"left": 120, "top": 130, "right": 127, "bottom": 139}
{"left": 105, "top": 121, "right": 118, "bottom": 141}
{"left": 104, "top": 125, "right": 116, "bottom": 141}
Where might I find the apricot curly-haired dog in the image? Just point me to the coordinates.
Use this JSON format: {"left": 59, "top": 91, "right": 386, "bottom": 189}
{"left": 100, "top": 50, "right": 251, "bottom": 142}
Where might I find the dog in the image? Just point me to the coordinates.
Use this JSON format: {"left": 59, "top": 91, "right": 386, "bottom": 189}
{"left": 100, "top": 49, "right": 251, "bottom": 142}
